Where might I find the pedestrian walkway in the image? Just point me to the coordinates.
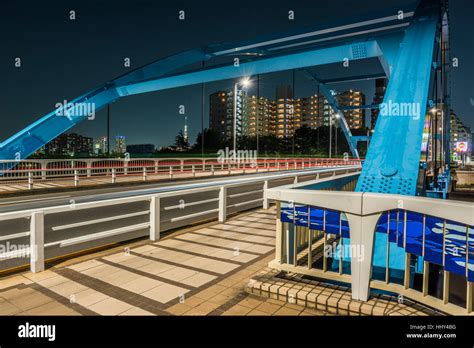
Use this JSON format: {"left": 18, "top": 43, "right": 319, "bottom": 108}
{"left": 0, "top": 208, "right": 443, "bottom": 316}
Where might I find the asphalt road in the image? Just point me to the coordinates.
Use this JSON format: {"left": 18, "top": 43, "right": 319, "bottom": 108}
{"left": 0, "top": 166, "right": 352, "bottom": 213}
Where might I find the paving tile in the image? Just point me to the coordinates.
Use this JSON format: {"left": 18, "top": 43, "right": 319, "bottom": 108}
{"left": 87, "top": 297, "right": 133, "bottom": 316}
{"left": 0, "top": 298, "right": 23, "bottom": 315}
{"left": 254, "top": 301, "right": 281, "bottom": 314}
{"left": 182, "top": 307, "right": 207, "bottom": 316}
{"left": 221, "top": 304, "right": 252, "bottom": 315}
{"left": 2, "top": 288, "right": 54, "bottom": 311}
{"left": 166, "top": 303, "right": 193, "bottom": 315}
{"left": 238, "top": 296, "right": 263, "bottom": 309}
{"left": 49, "top": 280, "right": 89, "bottom": 297}
{"left": 274, "top": 306, "right": 302, "bottom": 316}
{"left": 120, "top": 277, "right": 163, "bottom": 294}
{"left": 141, "top": 283, "right": 189, "bottom": 304}
{"left": 119, "top": 307, "right": 154, "bottom": 316}
{"left": 193, "top": 301, "right": 221, "bottom": 314}
{"left": 25, "top": 301, "right": 78, "bottom": 316}
{"left": 0, "top": 275, "right": 32, "bottom": 290}
{"left": 73, "top": 288, "right": 109, "bottom": 307}
{"left": 181, "top": 272, "right": 216, "bottom": 287}
{"left": 247, "top": 309, "right": 271, "bottom": 316}
{"left": 180, "top": 295, "right": 206, "bottom": 307}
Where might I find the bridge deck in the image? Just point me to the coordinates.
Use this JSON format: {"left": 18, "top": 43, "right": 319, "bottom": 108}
{"left": 0, "top": 208, "right": 439, "bottom": 316}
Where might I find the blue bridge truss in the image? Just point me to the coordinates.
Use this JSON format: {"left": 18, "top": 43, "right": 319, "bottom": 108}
{"left": 0, "top": 0, "right": 449, "bottom": 198}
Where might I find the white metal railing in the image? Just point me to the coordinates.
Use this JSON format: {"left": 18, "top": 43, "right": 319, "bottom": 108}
{"left": 265, "top": 178, "right": 474, "bottom": 314}
{"left": 0, "top": 157, "right": 362, "bottom": 190}
{"left": 0, "top": 166, "right": 361, "bottom": 273}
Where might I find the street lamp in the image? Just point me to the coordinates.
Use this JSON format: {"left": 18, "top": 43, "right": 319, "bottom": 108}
{"left": 329, "top": 112, "right": 341, "bottom": 158}
{"left": 233, "top": 77, "right": 252, "bottom": 153}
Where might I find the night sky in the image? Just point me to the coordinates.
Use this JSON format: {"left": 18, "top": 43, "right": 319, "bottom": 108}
{"left": 1, "top": 0, "right": 472, "bottom": 148}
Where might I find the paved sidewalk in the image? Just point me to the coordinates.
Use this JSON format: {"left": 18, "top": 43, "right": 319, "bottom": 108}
{"left": 0, "top": 208, "right": 443, "bottom": 316}
{"left": 0, "top": 209, "right": 298, "bottom": 315}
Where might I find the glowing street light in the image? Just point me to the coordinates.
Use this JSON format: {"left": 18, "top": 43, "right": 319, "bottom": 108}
{"left": 233, "top": 77, "right": 252, "bottom": 152}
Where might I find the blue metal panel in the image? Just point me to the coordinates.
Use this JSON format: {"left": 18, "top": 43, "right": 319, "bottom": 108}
{"left": 424, "top": 215, "right": 444, "bottom": 265}
{"left": 325, "top": 209, "right": 341, "bottom": 235}
{"left": 444, "top": 220, "right": 467, "bottom": 276}
{"left": 388, "top": 211, "right": 398, "bottom": 243}
{"left": 469, "top": 227, "right": 474, "bottom": 282}
{"left": 356, "top": 10, "right": 438, "bottom": 195}
{"left": 405, "top": 212, "right": 423, "bottom": 255}
{"left": 341, "top": 213, "right": 350, "bottom": 238}
{"left": 397, "top": 211, "right": 405, "bottom": 248}
{"left": 309, "top": 207, "right": 324, "bottom": 230}
{"left": 376, "top": 212, "right": 389, "bottom": 234}
{"left": 280, "top": 203, "right": 294, "bottom": 223}
{"left": 294, "top": 205, "right": 309, "bottom": 227}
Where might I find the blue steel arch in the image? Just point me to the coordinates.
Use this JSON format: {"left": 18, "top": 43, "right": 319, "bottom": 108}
{"left": 0, "top": 0, "right": 446, "bottom": 199}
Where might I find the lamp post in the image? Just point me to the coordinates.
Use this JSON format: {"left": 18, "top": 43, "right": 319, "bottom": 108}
{"left": 329, "top": 112, "right": 341, "bottom": 158}
{"left": 233, "top": 77, "right": 251, "bottom": 153}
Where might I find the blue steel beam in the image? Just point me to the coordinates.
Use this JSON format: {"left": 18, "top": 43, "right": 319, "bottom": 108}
{"left": 0, "top": 40, "right": 385, "bottom": 161}
{"left": 301, "top": 70, "right": 361, "bottom": 159}
{"left": 115, "top": 41, "right": 386, "bottom": 97}
{"left": 356, "top": 2, "right": 439, "bottom": 195}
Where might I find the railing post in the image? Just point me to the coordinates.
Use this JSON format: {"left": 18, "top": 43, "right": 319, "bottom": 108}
{"left": 422, "top": 261, "right": 429, "bottom": 296}
{"left": 150, "top": 196, "right": 160, "bottom": 241}
{"left": 41, "top": 162, "right": 47, "bottom": 180}
{"left": 180, "top": 160, "right": 184, "bottom": 172}
{"left": 346, "top": 211, "right": 380, "bottom": 302}
{"left": 74, "top": 170, "right": 79, "bottom": 187}
{"left": 467, "top": 282, "right": 473, "bottom": 314}
{"left": 404, "top": 253, "right": 410, "bottom": 289}
{"left": 275, "top": 201, "right": 283, "bottom": 263}
{"left": 443, "top": 271, "right": 450, "bottom": 304}
{"left": 218, "top": 186, "right": 227, "bottom": 222}
{"left": 192, "top": 165, "right": 196, "bottom": 177}
{"left": 28, "top": 172, "right": 33, "bottom": 190}
{"left": 294, "top": 176, "right": 298, "bottom": 184}
{"left": 169, "top": 167, "right": 173, "bottom": 179}
{"left": 263, "top": 181, "right": 269, "bottom": 209}
{"left": 143, "top": 167, "right": 147, "bottom": 181}
{"left": 211, "top": 164, "right": 215, "bottom": 175}
{"left": 87, "top": 167, "right": 91, "bottom": 178}
{"left": 154, "top": 161, "right": 159, "bottom": 174}
{"left": 30, "top": 212, "right": 45, "bottom": 273}
{"left": 111, "top": 168, "right": 116, "bottom": 183}
{"left": 122, "top": 161, "right": 128, "bottom": 176}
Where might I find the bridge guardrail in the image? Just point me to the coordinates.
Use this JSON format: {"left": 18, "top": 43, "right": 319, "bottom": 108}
{"left": 265, "top": 182, "right": 474, "bottom": 314}
{"left": 0, "top": 157, "right": 361, "bottom": 190}
{"left": 0, "top": 166, "right": 361, "bottom": 273}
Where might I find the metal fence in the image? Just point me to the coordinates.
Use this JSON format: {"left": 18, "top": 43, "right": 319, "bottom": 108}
{"left": 0, "top": 157, "right": 362, "bottom": 189}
